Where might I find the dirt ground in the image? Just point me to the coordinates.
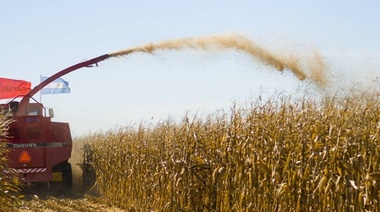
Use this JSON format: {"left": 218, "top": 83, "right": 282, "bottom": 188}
{"left": 18, "top": 195, "right": 126, "bottom": 212}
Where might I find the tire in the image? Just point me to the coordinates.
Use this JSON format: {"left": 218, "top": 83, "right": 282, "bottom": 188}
{"left": 51, "top": 162, "right": 72, "bottom": 196}
{"left": 61, "top": 162, "right": 73, "bottom": 191}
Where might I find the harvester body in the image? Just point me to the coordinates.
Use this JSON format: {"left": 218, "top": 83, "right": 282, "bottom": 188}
{"left": 1, "top": 54, "right": 109, "bottom": 191}
{"left": 2, "top": 101, "right": 72, "bottom": 184}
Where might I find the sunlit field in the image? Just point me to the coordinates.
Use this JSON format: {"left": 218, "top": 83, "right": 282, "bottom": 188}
{"left": 80, "top": 91, "right": 380, "bottom": 211}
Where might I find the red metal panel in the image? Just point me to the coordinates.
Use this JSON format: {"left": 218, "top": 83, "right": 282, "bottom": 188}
{"left": 44, "top": 122, "right": 72, "bottom": 168}
{"left": 6, "top": 115, "right": 46, "bottom": 168}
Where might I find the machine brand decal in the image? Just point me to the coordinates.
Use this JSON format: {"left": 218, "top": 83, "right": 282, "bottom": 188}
{"left": 9, "top": 143, "right": 37, "bottom": 148}
{"left": 6, "top": 142, "right": 70, "bottom": 148}
{"left": 26, "top": 117, "right": 39, "bottom": 122}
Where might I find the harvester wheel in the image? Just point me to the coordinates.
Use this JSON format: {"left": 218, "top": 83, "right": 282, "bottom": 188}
{"left": 51, "top": 162, "right": 72, "bottom": 196}
{"left": 62, "top": 162, "right": 73, "bottom": 190}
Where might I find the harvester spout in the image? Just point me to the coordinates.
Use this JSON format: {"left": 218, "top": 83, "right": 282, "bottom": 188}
{"left": 17, "top": 54, "right": 110, "bottom": 115}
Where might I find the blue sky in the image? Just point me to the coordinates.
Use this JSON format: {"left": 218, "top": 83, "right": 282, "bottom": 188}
{"left": 1, "top": 1, "right": 379, "bottom": 136}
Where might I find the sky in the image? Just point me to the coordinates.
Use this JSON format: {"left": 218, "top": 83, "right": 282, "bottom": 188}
{"left": 1, "top": 1, "right": 379, "bottom": 136}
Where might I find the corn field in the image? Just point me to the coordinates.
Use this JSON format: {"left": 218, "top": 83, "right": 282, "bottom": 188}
{"left": 0, "top": 110, "right": 20, "bottom": 211}
{"left": 82, "top": 92, "right": 380, "bottom": 211}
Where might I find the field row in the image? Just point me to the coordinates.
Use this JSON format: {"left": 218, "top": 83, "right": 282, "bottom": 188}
{"left": 84, "top": 93, "right": 380, "bottom": 211}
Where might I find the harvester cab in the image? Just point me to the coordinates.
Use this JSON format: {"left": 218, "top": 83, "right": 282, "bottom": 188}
{"left": 4, "top": 98, "right": 54, "bottom": 117}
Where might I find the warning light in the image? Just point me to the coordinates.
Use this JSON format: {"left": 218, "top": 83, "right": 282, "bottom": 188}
{"left": 19, "top": 151, "right": 31, "bottom": 163}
